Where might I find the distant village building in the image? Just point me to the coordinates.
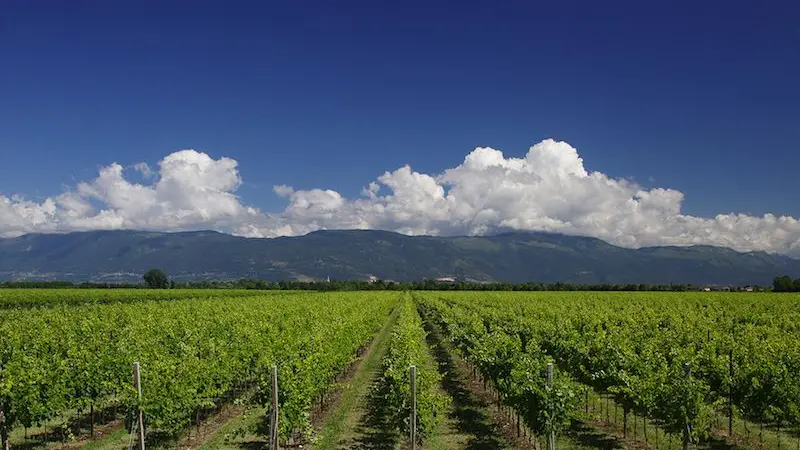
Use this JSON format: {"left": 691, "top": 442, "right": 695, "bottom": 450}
{"left": 701, "top": 285, "right": 737, "bottom": 292}
{"left": 368, "top": 275, "right": 378, "bottom": 283}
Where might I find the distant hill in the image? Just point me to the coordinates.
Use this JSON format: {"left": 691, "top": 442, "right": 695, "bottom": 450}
{"left": 0, "top": 229, "right": 798, "bottom": 285}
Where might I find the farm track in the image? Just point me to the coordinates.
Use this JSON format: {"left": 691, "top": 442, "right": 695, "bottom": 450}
{"left": 311, "top": 306, "right": 401, "bottom": 450}
{"left": 313, "top": 299, "right": 526, "bottom": 450}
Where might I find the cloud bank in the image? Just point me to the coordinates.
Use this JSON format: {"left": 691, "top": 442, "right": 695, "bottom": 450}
{"left": 2, "top": 140, "right": 799, "bottom": 257}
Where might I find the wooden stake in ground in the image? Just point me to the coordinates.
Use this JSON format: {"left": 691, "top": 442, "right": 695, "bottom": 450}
{"left": 269, "top": 365, "right": 280, "bottom": 450}
{"left": 655, "top": 423, "right": 659, "bottom": 449}
{"left": 410, "top": 365, "right": 417, "bottom": 450}
{"left": 729, "top": 348, "right": 734, "bottom": 439}
{"left": 1, "top": 404, "right": 8, "bottom": 450}
{"left": 624, "top": 407, "right": 628, "bottom": 439}
{"left": 90, "top": 402, "right": 95, "bottom": 438}
{"left": 547, "top": 362, "right": 555, "bottom": 450}
{"left": 584, "top": 387, "right": 588, "bottom": 415}
{"left": 683, "top": 363, "right": 691, "bottom": 450}
{"left": 133, "top": 361, "right": 145, "bottom": 450}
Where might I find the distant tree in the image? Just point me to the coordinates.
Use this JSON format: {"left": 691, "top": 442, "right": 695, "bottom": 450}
{"left": 143, "top": 269, "right": 169, "bottom": 289}
{"left": 794, "top": 278, "right": 800, "bottom": 293}
{"left": 773, "top": 275, "right": 794, "bottom": 292}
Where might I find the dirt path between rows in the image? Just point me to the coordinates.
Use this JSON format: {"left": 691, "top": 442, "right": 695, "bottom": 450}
{"left": 311, "top": 308, "right": 401, "bottom": 450}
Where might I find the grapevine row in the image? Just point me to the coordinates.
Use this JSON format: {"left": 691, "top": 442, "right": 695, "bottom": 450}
{"left": 380, "top": 294, "right": 449, "bottom": 443}
{"left": 417, "top": 293, "right": 580, "bottom": 442}
{"left": 0, "top": 288, "right": 263, "bottom": 309}
{"left": 0, "top": 291, "right": 394, "bottom": 447}
{"left": 424, "top": 291, "right": 800, "bottom": 447}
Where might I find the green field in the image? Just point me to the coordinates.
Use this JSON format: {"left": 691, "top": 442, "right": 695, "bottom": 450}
{"left": 1, "top": 289, "right": 799, "bottom": 449}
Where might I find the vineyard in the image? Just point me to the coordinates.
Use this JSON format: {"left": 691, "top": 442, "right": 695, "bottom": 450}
{"left": 1, "top": 289, "right": 799, "bottom": 449}
{"left": 0, "top": 289, "right": 269, "bottom": 308}
{"left": 0, "top": 291, "right": 392, "bottom": 448}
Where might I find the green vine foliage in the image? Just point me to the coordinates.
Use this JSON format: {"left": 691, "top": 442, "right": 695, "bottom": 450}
{"left": 418, "top": 295, "right": 580, "bottom": 438}
{"left": 381, "top": 295, "right": 449, "bottom": 443}
{"left": 418, "top": 291, "right": 800, "bottom": 443}
{"left": 0, "top": 291, "right": 394, "bottom": 445}
{"left": 0, "top": 288, "right": 261, "bottom": 308}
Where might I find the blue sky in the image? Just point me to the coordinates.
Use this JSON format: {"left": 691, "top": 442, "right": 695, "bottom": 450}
{"left": 1, "top": 1, "right": 799, "bottom": 254}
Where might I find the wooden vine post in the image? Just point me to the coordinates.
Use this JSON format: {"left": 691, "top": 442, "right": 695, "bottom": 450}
{"left": 410, "top": 365, "right": 417, "bottom": 450}
{"left": 547, "top": 362, "right": 555, "bottom": 450}
{"left": 133, "top": 361, "right": 145, "bottom": 450}
{"left": 683, "top": 363, "right": 692, "bottom": 450}
{"left": 1, "top": 404, "right": 8, "bottom": 450}
{"left": 729, "top": 348, "right": 734, "bottom": 439}
{"left": 269, "top": 365, "right": 279, "bottom": 450}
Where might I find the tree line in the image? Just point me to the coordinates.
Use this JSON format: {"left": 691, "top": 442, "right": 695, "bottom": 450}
{"left": 0, "top": 268, "right": 789, "bottom": 292}
{"left": 773, "top": 275, "right": 800, "bottom": 292}
{"left": 0, "top": 272, "right": 774, "bottom": 292}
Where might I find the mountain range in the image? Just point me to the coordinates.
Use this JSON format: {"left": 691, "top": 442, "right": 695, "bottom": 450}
{"left": 0, "top": 229, "right": 798, "bottom": 285}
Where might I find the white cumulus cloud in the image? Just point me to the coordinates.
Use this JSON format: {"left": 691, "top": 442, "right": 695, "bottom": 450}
{"left": 1, "top": 139, "right": 799, "bottom": 257}
{"left": 133, "top": 162, "right": 153, "bottom": 178}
